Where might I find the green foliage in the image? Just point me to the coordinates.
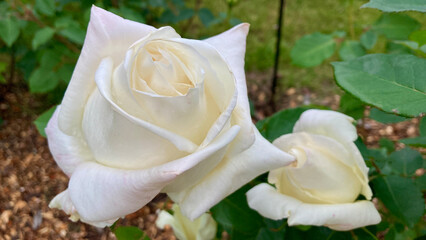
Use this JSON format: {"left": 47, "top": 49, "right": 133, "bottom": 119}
{"left": 360, "top": 30, "right": 378, "bottom": 50}
{"left": 339, "top": 93, "right": 365, "bottom": 119}
{"left": 290, "top": 32, "right": 336, "bottom": 67}
{"left": 389, "top": 147, "right": 423, "bottom": 176}
{"left": 400, "top": 117, "right": 426, "bottom": 147}
{"left": 369, "top": 108, "right": 408, "bottom": 123}
{"left": 332, "top": 54, "right": 426, "bottom": 117}
{"left": 113, "top": 226, "right": 150, "bottom": 240}
{"left": 362, "top": 0, "right": 426, "bottom": 13}
{"left": 372, "top": 14, "right": 420, "bottom": 40}
{"left": 211, "top": 185, "right": 265, "bottom": 239}
{"left": 256, "top": 107, "right": 309, "bottom": 142}
{"left": 372, "top": 175, "right": 424, "bottom": 228}
{"left": 32, "top": 27, "right": 55, "bottom": 50}
{"left": 35, "top": 0, "right": 56, "bottom": 16}
{"left": 0, "top": 16, "right": 20, "bottom": 47}
{"left": 34, "top": 106, "right": 56, "bottom": 137}
{"left": 338, "top": 40, "right": 366, "bottom": 61}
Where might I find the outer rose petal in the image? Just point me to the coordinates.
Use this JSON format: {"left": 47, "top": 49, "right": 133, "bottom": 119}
{"left": 59, "top": 6, "right": 155, "bottom": 137}
{"left": 49, "top": 125, "right": 240, "bottom": 226}
{"left": 293, "top": 109, "right": 357, "bottom": 143}
{"left": 247, "top": 184, "right": 381, "bottom": 231}
{"left": 45, "top": 107, "right": 90, "bottom": 176}
{"left": 165, "top": 128, "right": 294, "bottom": 220}
{"left": 204, "top": 24, "right": 255, "bottom": 154}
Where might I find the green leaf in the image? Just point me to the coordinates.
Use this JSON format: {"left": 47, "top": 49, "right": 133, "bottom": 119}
{"left": 32, "top": 27, "right": 55, "bottom": 50}
{"left": 362, "top": 0, "right": 426, "bottom": 13}
{"left": 372, "top": 175, "right": 424, "bottom": 227}
{"left": 409, "top": 30, "right": 426, "bottom": 46}
{"left": 379, "top": 138, "right": 395, "bottom": 153}
{"left": 0, "top": 61, "right": 7, "bottom": 84}
{"left": 386, "top": 41, "right": 413, "bottom": 54}
{"left": 0, "top": 17, "right": 20, "bottom": 47}
{"left": 34, "top": 106, "right": 56, "bottom": 137}
{"left": 40, "top": 50, "right": 61, "bottom": 69}
{"left": 35, "top": 0, "right": 56, "bottom": 16}
{"left": 29, "top": 67, "right": 59, "bottom": 93}
{"left": 57, "top": 64, "right": 74, "bottom": 83}
{"left": 290, "top": 32, "right": 336, "bottom": 67}
{"left": 339, "top": 93, "right": 365, "bottom": 119}
{"left": 399, "top": 136, "right": 426, "bottom": 148}
{"left": 372, "top": 13, "right": 420, "bottom": 40}
{"left": 255, "top": 219, "right": 286, "bottom": 240}
{"left": 59, "top": 25, "right": 85, "bottom": 45}
{"left": 389, "top": 147, "right": 423, "bottom": 176}
{"left": 211, "top": 185, "right": 265, "bottom": 239}
{"left": 339, "top": 40, "right": 366, "bottom": 61}
{"left": 332, "top": 30, "right": 347, "bottom": 38}
{"left": 416, "top": 175, "right": 426, "bottom": 191}
{"left": 332, "top": 54, "right": 426, "bottom": 117}
{"left": 114, "top": 226, "right": 148, "bottom": 240}
{"left": 361, "top": 30, "right": 378, "bottom": 50}
{"left": 420, "top": 117, "right": 426, "bottom": 136}
{"left": 198, "top": 8, "right": 216, "bottom": 27}
{"left": 230, "top": 18, "right": 243, "bottom": 27}
{"left": 256, "top": 107, "right": 309, "bottom": 142}
{"left": 369, "top": 108, "right": 408, "bottom": 123}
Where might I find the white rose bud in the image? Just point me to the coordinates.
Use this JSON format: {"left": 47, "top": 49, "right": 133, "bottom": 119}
{"left": 46, "top": 6, "right": 294, "bottom": 227}
{"left": 247, "top": 110, "right": 381, "bottom": 231}
{"left": 156, "top": 204, "right": 216, "bottom": 240}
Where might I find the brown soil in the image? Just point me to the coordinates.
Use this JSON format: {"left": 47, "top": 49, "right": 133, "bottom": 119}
{"left": 0, "top": 75, "right": 423, "bottom": 239}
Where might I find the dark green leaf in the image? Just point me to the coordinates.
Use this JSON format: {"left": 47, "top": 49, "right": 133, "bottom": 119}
{"left": 57, "top": 64, "right": 74, "bottom": 83}
{"left": 0, "top": 61, "right": 7, "bottom": 84}
{"left": 255, "top": 219, "right": 286, "bottom": 240}
{"left": 176, "top": 8, "right": 194, "bottom": 22}
{"left": 400, "top": 136, "right": 426, "bottom": 148}
{"left": 332, "top": 30, "right": 347, "bottom": 38}
{"left": 416, "top": 175, "right": 426, "bottom": 191}
{"left": 339, "top": 40, "right": 366, "bottom": 61}
{"left": 148, "top": 0, "right": 166, "bottom": 8}
{"left": 379, "top": 138, "right": 395, "bottom": 153}
{"left": 372, "top": 13, "right": 420, "bottom": 40}
{"left": 339, "top": 93, "right": 365, "bottom": 119}
{"left": 420, "top": 117, "right": 426, "bottom": 136}
{"left": 372, "top": 175, "right": 424, "bottom": 227}
{"left": 114, "top": 226, "right": 147, "bottom": 240}
{"left": 369, "top": 108, "right": 408, "bottom": 123}
{"left": 59, "top": 25, "right": 85, "bottom": 45}
{"left": 120, "top": 7, "right": 145, "bottom": 23}
{"left": 32, "top": 27, "right": 55, "bottom": 50}
{"left": 0, "top": 17, "right": 20, "bottom": 47}
{"left": 198, "top": 8, "right": 216, "bottom": 27}
{"left": 230, "top": 18, "right": 243, "bottom": 27}
{"left": 410, "top": 30, "right": 426, "bottom": 46}
{"left": 211, "top": 185, "right": 264, "bottom": 239}
{"left": 29, "top": 67, "right": 60, "bottom": 93}
{"left": 291, "top": 32, "right": 336, "bottom": 67}
{"left": 40, "top": 50, "right": 61, "bottom": 69}
{"left": 256, "top": 107, "right": 309, "bottom": 142}
{"left": 332, "top": 54, "right": 426, "bottom": 117}
{"left": 361, "top": 30, "right": 378, "bottom": 50}
{"left": 386, "top": 41, "right": 414, "bottom": 54}
{"left": 35, "top": 0, "right": 56, "bottom": 16}
{"left": 34, "top": 106, "right": 57, "bottom": 137}
{"left": 389, "top": 147, "right": 423, "bottom": 176}
{"left": 362, "top": 0, "right": 426, "bottom": 13}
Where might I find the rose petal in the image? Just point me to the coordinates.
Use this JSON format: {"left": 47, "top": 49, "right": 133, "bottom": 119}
{"left": 246, "top": 184, "right": 381, "bottom": 231}
{"left": 293, "top": 109, "right": 358, "bottom": 143}
{"left": 166, "top": 128, "right": 295, "bottom": 220}
{"left": 59, "top": 6, "right": 155, "bottom": 137}
{"left": 45, "top": 106, "right": 91, "bottom": 176}
{"left": 51, "top": 124, "right": 240, "bottom": 225}
{"left": 204, "top": 24, "right": 255, "bottom": 153}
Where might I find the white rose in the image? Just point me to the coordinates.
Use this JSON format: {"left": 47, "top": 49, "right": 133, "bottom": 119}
{"left": 156, "top": 204, "right": 216, "bottom": 240}
{"left": 46, "top": 6, "right": 294, "bottom": 227}
{"left": 247, "top": 110, "right": 381, "bottom": 231}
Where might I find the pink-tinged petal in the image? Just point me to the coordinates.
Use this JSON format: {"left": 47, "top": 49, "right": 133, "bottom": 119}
{"left": 56, "top": 125, "right": 240, "bottom": 225}
{"left": 293, "top": 109, "right": 358, "bottom": 143}
{"left": 59, "top": 6, "right": 155, "bottom": 137}
{"left": 247, "top": 184, "right": 381, "bottom": 231}
{"left": 45, "top": 106, "right": 91, "bottom": 176}
{"left": 166, "top": 127, "right": 295, "bottom": 220}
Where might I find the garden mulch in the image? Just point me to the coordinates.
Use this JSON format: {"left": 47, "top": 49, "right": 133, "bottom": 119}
{"left": 0, "top": 79, "right": 422, "bottom": 239}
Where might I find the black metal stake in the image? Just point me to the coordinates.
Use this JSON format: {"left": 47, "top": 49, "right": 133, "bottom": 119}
{"left": 269, "top": 0, "right": 286, "bottom": 112}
